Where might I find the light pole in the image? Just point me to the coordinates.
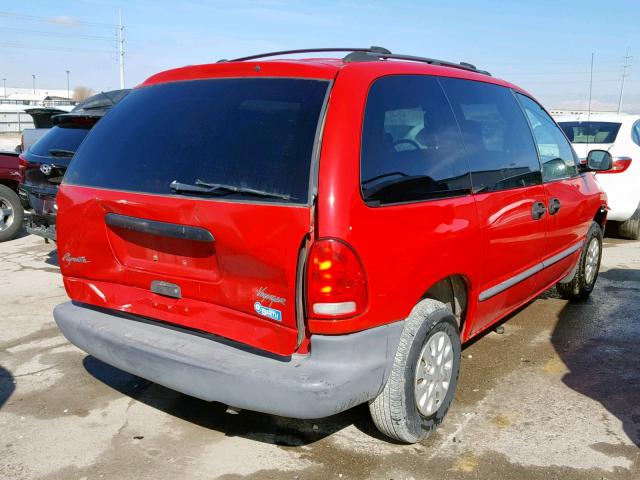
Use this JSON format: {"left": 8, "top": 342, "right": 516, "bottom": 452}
{"left": 2, "top": 78, "right": 6, "bottom": 98}
{"left": 66, "top": 70, "right": 70, "bottom": 99}
{"left": 32, "top": 74, "right": 35, "bottom": 94}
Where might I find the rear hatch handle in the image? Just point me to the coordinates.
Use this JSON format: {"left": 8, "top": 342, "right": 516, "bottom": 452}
{"left": 105, "top": 213, "right": 214, "bottom": 243}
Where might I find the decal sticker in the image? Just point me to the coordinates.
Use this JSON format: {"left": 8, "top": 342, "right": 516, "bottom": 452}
{"left": 254, "top": 302, "right": 282, "bottom": 322}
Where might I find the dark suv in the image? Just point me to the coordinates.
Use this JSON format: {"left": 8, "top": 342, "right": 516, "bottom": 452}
{"left": 19, "top": 89, "right": 129, "bottom": 240}
{"left": 53, "top": 48, "right": 611, "bottom": 443}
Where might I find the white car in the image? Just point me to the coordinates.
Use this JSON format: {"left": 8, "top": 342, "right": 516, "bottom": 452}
{"left": 555, "top": 113, "right": 640, "bottom": 239}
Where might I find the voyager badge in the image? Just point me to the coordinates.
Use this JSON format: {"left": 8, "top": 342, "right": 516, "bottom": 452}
{"left": 256, "top": 286, "right": 286, "bottom": 305}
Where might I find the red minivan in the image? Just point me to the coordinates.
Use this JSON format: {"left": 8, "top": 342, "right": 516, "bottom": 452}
{"left": 54, "top": 47, "right": 611, "bottom": 443}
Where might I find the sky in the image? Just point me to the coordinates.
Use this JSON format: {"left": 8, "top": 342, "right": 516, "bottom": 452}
{"left": 1, "top": 0, "right": 639, "bottom": 113}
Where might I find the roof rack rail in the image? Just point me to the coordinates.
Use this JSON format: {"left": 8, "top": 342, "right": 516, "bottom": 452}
{"left": 217, "top": 46, "right": 490, "bottom": 76}
{"left": 343, "top": 51, "right": 491, "bottom": 76}
{"left": 219, "top": 46, "right": 391, "bottom": 63}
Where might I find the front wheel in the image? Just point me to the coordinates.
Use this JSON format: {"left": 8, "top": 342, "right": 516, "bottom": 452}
{"left": 369, "top": 299, "right": 461, "bottom": 443}
{"left": 556, "top": 221, "right": 603, "bottom": 300}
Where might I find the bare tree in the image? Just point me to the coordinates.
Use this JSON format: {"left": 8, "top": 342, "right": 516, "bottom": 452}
{"left": 72, "top": 86, "right": 94, "bottom": 102}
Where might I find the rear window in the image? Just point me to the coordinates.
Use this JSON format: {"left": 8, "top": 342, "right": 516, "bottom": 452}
{"left": 65, "top": 78, "right": 329, "bottom": 204}
{"left": 30, "top": 125, "right": 92, "bottom": 157}
{"left": 558, "top": 121, "right": 621, "bottom": 144}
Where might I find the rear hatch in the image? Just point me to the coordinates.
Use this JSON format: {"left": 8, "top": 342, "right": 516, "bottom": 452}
{"left": 21, "top": 116, "right": 97, "bottom": 214}
{"left": 24, "top": 108, "right": 68, "bottom": 129}
{"left": 58, "top": 77, "right": 330, "bottom": 356}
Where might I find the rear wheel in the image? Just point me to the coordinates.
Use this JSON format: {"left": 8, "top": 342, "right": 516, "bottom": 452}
{"left": 0, "top": 185, "right": 23, "bottom": 242}
{"left": 556, "top": 221, "right": 603, "bottom": 300}
{"left": 369, "top": 299, "right": 461, "bottom": 443}
{"left": 616, "top": 203, "right": 640, "bottom": 240}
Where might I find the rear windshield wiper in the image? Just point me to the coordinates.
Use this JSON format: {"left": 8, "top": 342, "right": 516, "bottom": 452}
{"left": 169, "top": 180, "right": 292, "bottom": 201}
{"left": 48, "top": 149, "right": 75, "bottom": 157}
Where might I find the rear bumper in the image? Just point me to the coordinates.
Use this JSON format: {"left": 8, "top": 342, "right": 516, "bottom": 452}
{"left": 54, "top": 302, "right": 404, "bottom": 419}
{"left": 24, "top": 210, "right": 56, "bottom": 240}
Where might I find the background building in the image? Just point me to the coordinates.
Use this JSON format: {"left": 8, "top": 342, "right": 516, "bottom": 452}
{"left": 0, "top": 87, "right": 75, "bottom": 134}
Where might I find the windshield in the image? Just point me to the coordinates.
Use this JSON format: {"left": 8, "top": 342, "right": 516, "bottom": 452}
{"left": 558, "top": 121, "right": 622, "bottom": 144}
{"left": 65, "top": 78, "right": 329, "bottom": 204}
{"left": 30, "top": 125, "right": 92, "bottom": 157}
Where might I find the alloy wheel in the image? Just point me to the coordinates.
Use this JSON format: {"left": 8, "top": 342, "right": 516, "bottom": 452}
{"left": 0, "top": 199, "right": 14, "bottom": 232}
{"left": 414, "top": 331, "right": 454, "bottom": 417}
{"left": 584, "top": 237, "right": 600, "bottom": 285}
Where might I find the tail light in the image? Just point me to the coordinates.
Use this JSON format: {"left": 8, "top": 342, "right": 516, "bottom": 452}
{"left": 599, "top": 156, "right": 632, "bottom": 174}
{"left": 17, "top": 154, "right": 28, "bottom": 183}
{"left": 18, "top": 154, "right": 41, "bottom": 184}
{"left": 306, "top": 239, "right": 368, "bottom": 319}
{"left": 56, "top": 116, "right": 99, "bottom": 128}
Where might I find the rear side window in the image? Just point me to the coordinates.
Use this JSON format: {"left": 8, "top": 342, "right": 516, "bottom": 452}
{"left": 633, "top": 122, "right": 640, "bottom": 146}
{"left": 440, "top": 78, "right": 541, "bottom": 193}
{"left": 65, "top": 78, "right": 329, "bottom": 204}
{"left": 517, "top": 94, "right": 579, "bottom": 181}
{"left": 558, "top": 121, "right": 621, "bottom": 144}
{"left": 360, "top": 75, "right": 471, "bottom": 205}
{"left": 30, "top": 125, "right": 91, "bottom": 157}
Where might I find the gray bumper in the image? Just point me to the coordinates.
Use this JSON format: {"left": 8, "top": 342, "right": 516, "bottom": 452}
{"left": 54, "top": 302, "right": 403, "bottom": 419}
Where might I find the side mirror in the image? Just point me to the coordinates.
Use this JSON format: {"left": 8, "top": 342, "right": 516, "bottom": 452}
{"left": 585, "top": 150, "right": 613, "bottom": 172}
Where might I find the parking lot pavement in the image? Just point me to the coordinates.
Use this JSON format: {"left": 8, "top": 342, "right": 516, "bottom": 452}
{"left": 1, "top": 233, "right": 639, "bottom": 480}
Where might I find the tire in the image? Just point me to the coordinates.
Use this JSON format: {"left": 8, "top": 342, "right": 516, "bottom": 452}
{"left": 617, "top": 203, "right": 640, "bottom": 240}
{"left": 369, "top": 299, "right": 461, "bottom": 444}
{"left": 0, "top": 184, "right": 23, "bottom": 242}
{"left": 556, "top": 221, "right": 603, "bottom": 300}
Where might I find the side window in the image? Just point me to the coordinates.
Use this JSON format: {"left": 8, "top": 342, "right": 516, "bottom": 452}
{"left": 360, "top": 75, "right": 471, "bottom": 205}
{"left": 516, "top": 94, "right": 579, "bottom": 181}
{"left": 440, "top": 78, "right": 541, "bottom": 193}
{"left": 633, "top": 122, "right": 640, "bottom": 147}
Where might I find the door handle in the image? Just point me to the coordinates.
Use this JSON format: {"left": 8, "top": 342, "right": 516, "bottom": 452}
{"left": 532, "top": 201, "right": 546, "bottom": 220}
{"left": 548, "top": 198, "right": 561, "bottom": 215}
